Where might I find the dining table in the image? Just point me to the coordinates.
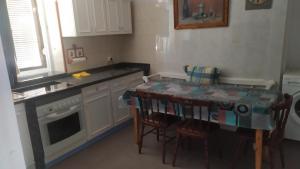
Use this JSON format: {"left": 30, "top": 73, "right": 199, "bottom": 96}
{"left": 125, "top": 79, "right": 279, "bottom": 169}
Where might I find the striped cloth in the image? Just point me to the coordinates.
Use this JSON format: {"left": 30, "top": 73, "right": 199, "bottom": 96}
{"left": 184, "top": 65, "right": 220, "bottom": 85}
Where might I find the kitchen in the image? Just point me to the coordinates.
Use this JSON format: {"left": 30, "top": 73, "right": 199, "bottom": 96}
{"left": 0, "top": 0, "right": 300, "bottom": 169}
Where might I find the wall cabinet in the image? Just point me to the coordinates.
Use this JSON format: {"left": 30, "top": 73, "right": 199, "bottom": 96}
{"left": 15, "top": 104, "right": 35, "bottom": 169}
{"left": 82, "top": 72, "right": 143, "bottom": 139}
{"left": 57, "top": 0, "right": 132, "bottom": 37}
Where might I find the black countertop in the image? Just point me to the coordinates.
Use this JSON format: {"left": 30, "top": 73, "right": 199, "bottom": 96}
{"left": 13, "top": 63, "right": 150, "bottom": 104}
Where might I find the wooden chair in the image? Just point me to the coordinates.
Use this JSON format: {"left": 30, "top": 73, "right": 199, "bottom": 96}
{"left": 136, "top": 91, "right": 179, "bottom": 164}
{"left": 170, "top": 97, "right": 220, "bottom": 169}
{"left": 231, "top": 94, "right": 293, "bottom": 169}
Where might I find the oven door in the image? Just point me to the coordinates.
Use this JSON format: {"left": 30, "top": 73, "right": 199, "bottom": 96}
{"left": 38, "top": 105, "right": 86, "bottom": 162}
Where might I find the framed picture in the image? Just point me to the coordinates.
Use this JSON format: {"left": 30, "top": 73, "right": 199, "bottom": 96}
{"left": 174, "top": 0, "right": 229, "bottom": 29}
{"left": 245, "top": 0, "right": 273, "bottom": 10}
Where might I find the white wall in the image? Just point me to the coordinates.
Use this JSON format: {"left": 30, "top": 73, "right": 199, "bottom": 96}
{"left": 0, "top": 36, "right": 26, "bottom": 169}
{"left": 120, "top": 0, "right": 289, "bottom": 82}
{"left": 284, "top": 0, "right": 300, "bottom": 70}
{"left": 63, "top": 36, "right": 124, "bottom": 73}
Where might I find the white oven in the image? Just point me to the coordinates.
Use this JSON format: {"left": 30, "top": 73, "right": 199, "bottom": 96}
{"left": 37, "top": 94, "right": 87, "bottom": 162}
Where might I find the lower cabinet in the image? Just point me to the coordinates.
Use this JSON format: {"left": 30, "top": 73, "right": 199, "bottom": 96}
{"left": 111, "top": 87, "right": 130, "bottom": 125}
{"left": 110, "top": 72, "right": 144, "bottom": 126}
{"left": 13, "top": 71, "right": 143, "bottom": 167}
{"left": 82, "top": 82, "right": 113, "bottom": 140}
{"left": 15, "top": 104, "right": 35, "bottom": 169}
{"left": 82, "top": 72, "right": 143, "bottom": 140}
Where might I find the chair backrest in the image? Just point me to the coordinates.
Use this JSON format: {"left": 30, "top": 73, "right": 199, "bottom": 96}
{"left": 169, "top": 96, "right": 212, "bottom": 122}
{"left": 270, "top": 94, "right": 293, "bottom": 143}
{"left": 136, "top": 91, "right": 169, "bottom": 123}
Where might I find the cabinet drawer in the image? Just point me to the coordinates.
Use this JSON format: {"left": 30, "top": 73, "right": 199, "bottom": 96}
{"left": 82, "top": 82, "right": 109, "bottom": 98}
{"left": 127, "top": 72, "right": 143, "bottom": 83}
{"left": 110, "top": 72, "right": 143, "bottom": 88}
{"left": 110, "top": 77, "right": 129, "bottom": 88}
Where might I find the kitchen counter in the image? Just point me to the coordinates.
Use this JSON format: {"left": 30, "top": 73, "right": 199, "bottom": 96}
{"left": 13, "top": 63, "right": 149, "bottom": 104}
{"left": 13, "top": 63, "right": 149, "bottom": 169}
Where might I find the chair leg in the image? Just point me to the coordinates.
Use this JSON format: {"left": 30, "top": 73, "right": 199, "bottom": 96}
{"left": 215, "top": 131, "right": 223, "bottom": 159}
{"left": 172, "top": 134, "right": 182, "bottom": 167}
{"left": 187, "top": 137, "right": 192, "bottom": 150}
{"left": 269, "top": 146, "right": 274, "bottom": 169}
{"left": 231, "top": 137, "right": 246, "bottom": 169}
{"left": 243, "top": 140, "right": 250, "bottom": 155}
{"left": 204, "top": 139, "right": 209, "bottom": 169}
{"left": 156, "top": 128, "right": 160, "bottom": 142}
{"left": 138, "top": 124, "right": 145, "bottom": 154}
{"left": 279, "top": 144, "right": 285, "bottom": 169}
{"left": 162, "top": 128, "right": 167, "bottom": 164}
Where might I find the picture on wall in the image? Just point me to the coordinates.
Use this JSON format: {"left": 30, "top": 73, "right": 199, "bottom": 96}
{"left": 174, "top": 0, "right": 229, "bottom": 29}
{"left": 245, "top": 0, "right": 273, "bottom": 10}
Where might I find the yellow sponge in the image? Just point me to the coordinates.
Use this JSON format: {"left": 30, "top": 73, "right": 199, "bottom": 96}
{"left": 72, "top": 71, "right": 91, "bottom": 79}
{"left": 80, "top": 71, "right": 90, "bottom": 77}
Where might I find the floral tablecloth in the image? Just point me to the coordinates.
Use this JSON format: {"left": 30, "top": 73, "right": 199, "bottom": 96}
{"left": 125, "top": 80, "right": 280, "bottom": 131}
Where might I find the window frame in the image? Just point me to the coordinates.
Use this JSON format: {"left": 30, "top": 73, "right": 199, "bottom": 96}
{"left": 1, "top": 0, "right": 65, "bottom": 89}
{"left": 8, "top": 0, "right": 49, "bottom": 73}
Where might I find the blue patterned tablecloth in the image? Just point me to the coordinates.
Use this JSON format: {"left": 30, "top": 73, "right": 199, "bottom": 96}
{"left": 126, "top": 80, "right": 280, "bottom": 131}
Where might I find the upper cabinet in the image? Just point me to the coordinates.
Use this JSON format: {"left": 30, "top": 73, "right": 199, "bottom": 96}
{"left": 57, "top": 0, "right": 132, "bottom": 37}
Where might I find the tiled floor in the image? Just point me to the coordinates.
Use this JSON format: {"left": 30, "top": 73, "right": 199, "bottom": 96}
{"left": 51, "top": 125, "right": 300, "bottom": 169}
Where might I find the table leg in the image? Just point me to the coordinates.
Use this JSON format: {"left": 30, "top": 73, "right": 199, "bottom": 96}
{"left": 255, "top": 129, "right": 263, "bottom": 169}
{"left": 130, "top": 99, "right": 140, "bottom": 144}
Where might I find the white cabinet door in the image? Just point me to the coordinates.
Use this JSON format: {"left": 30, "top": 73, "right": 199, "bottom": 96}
{"left": 118, "top": 0, "right": 132, "bottom": 33}
{"left": 111, "top": 83, "right": 130, "bottom": 126}
{"left": 73, "top": 0, "right": 93, "bottom": 36}
{"left": 83, "top": 84, "right": 113, "bottom": 140}
{"left": 90, "top": 0, "right": 108, "bottom": 34}
{"left": 106, "top": 0, "right": 120, "bottom": 32}
{"left": 58, "top": 0, "right": 131, "bottom": 36}
{"left": 15, "top": 104, "right": 35, "bottom": 169}
{"left": 110, "top": 72, "right": 143, "bottom": 126}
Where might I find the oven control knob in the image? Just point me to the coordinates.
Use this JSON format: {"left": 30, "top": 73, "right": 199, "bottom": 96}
{"left": 48, "top": 107, "right": 53, "bottom": 112}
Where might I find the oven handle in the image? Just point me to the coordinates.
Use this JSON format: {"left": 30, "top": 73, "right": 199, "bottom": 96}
{"left": 44, "top": 105, "right": 80, "bottom": 121}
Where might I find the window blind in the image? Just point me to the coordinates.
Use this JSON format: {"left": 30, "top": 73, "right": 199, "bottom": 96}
{"left": 6, "top": 0, "right": 44, "bottom": 70}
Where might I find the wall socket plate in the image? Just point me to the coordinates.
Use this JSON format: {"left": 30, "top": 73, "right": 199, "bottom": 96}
{"left": 107, "top": 57, "right": 113, "bottom": 62}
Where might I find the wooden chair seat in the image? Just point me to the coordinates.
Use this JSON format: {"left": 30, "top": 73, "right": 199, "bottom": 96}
{"left": 169, "top": 97, "right": 222, "bottom": 169}
{"left": 236, "top": 128, "right": 268, "bottom": 138}
{"left": 236, "top": 127, "right": 284, "bottom": 148}
{"left": 143, "top": 113, "right": 180, "bottom": 128}
{"left": 176, "top": 119, "right": 220, "bottom": 138}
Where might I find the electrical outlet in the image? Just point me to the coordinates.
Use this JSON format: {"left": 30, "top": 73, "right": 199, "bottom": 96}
{"left": 107, "top": 57, "right": 113, "bottom": 62}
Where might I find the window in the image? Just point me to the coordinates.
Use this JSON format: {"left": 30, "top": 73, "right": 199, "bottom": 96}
{"left": 6, "top": 0, "right": 50, "bottom": 74}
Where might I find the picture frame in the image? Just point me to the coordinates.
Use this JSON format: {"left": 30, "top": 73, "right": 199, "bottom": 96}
{"left": 245, "top": 0, "right": 273, "bottom": 10}
{"left": 174, "top": 0, "right": 229, "bottom": 29}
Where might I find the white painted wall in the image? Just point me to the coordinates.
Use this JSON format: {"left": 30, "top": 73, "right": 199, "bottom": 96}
{"left": 63, "top": 36, "right": 124, "bottom": 73}
{"left": 284, "top": 0, "right": 300, "bottom": 70}
{"left": 120, "top": 0, "right": 289, "bottom": 82}
{"left": 0, "top": 36, "right": 26, "bottom": 169}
